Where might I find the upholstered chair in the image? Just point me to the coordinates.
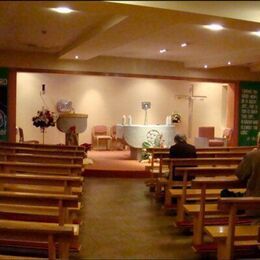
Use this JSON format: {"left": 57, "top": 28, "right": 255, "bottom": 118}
{"left": 195, "top": 126, "right": 232, "bottom": 147}
{"left": 92, "top": 125, "right": 112, "bottom": 150}
{"left": 208, "top": 128, "right": 233, "bottom": 147}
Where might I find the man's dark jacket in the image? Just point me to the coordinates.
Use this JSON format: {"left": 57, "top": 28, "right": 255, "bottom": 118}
{"left": 169, "top": 142, "right": 197, "bottom": 158}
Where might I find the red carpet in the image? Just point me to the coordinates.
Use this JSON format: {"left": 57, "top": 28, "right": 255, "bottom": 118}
{"left": 83, "top": 150, "right": 150, "bottom": 178}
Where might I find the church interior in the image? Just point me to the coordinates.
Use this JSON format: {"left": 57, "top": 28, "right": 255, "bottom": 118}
{"left": 0, "top": 1, "right": 259, "bottom": 259}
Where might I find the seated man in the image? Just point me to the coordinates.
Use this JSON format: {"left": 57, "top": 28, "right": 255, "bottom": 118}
{"left": 235, "top": 139, "right": 260, "bottom": 218}
{"left": 170, "top": 134, "right": 197, "bottom": 158}
{"left": 169, "top": 134, "right": 197, "bottom": 180}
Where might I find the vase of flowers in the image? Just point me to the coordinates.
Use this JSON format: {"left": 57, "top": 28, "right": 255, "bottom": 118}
{"left": 171, "top": 112, "right": 181, "bottom": 124}
{"left": 32, "top": 108, "right": 56, "bottom": 144}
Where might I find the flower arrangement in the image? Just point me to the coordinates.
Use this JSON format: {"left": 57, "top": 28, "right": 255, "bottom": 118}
{"left": 171, "top": 112, "right": 181, "bottom": 123}
{"left": 32, "top": 109, "right": 56, "bottom": 129}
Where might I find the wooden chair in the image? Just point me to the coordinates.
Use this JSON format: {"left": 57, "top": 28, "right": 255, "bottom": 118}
{"left": 16, "top": 127, "right": 39, "bottom": 144}
{"left": 92, "top": 125, "right": 112, "bottom": 150}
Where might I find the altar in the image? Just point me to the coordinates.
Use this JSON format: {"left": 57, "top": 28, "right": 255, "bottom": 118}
{"left": 116, "top": 124, "right": 175, "bottom": 160}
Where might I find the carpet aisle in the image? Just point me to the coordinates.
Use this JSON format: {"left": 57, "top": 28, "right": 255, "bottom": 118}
{"left": 76, "top": 177, "right": 202, "bottom": 259}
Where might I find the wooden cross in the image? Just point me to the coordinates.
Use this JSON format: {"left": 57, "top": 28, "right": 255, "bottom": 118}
{"left": 176, "top": 85, "right": 207, "bottom": 138}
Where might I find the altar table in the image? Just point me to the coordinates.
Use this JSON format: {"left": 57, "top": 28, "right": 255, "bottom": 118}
{"left": 116, "top": 124, "right": 175, "bottom": 160}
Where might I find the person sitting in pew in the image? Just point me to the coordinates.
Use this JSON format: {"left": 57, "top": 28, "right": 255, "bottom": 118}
{"left": 169, "top": 134, "right": 197, "bottom": 159}
{"left": 169, "top": 134, "right": 197, "bottom": 181}
{"left": 235, "top": 144, "right": 260, "bottom": 218}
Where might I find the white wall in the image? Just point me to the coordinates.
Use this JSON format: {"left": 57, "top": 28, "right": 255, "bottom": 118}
{"left": 192, "top": 82, "right": 226, "bottom": 138}
{"left": 16, "top": 72, "right": 225, "bottom": 145}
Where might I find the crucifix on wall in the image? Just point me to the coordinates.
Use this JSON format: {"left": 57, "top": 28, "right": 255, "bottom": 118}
{"left": 175, "top": 85, "right": 207, "bottom": 138}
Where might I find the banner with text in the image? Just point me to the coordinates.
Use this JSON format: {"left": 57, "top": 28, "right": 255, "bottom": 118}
{"left": 0, "top": 68, "right": 8, "bottom": 141}
{"left": 238, "top": 82, "right": 260, "bottom": 146}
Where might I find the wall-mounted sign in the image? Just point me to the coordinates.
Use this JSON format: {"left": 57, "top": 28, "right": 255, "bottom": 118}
{"left": 0, "top": 68, "right": 8, "bottom": 141}
{"left": 238, "top": 81, "right": 260, "bottom": 146}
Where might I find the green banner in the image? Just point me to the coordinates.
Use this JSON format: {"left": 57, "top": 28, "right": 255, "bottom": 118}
{"left": 0, "top": 68, "right": 8, "bottom": 141}
{"left": 238, "top": 82, "right": 260, "bottom": 146}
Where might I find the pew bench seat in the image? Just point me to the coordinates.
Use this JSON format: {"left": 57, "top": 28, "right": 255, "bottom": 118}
{"left": 205, "top": 225, "right": 259, "bottom": 240}
{"left": 156, "top": 178, "right": 191, "bottom": 200}
{"left": 164, "top": 188, "right": 221, "bottom": 210}
{"left": 2, "top": 184, "right": 83, "bottom": 196}
{"left": 203, "top": 225, "right": 260, "bottom": 257}
{"left": 0, "top": 220, "right": 78, "bottom": 259}
{"left": 0, "top": 203, "right": 81, "bottom": 224}
{"left": 183, "top": 200, "right": 252, "bottom": 243}
{"left": 169, "top": 188, "right": 245, "bottom": 199}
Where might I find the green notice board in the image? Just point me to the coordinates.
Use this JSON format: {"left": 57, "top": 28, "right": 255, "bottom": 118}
{"left": 238, "top": 82, "right": 260, "bottom": 146}
{"left": 0, "top": 68, "right": 8, "bottom": 141}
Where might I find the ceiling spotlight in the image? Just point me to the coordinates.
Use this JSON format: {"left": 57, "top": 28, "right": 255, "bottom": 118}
{"left": 75, "top": 55, "right": 79, "bottom": 59}
{"left": 159, "top": 49, "right": 167, "bottom": 54}
{"left": 228, "top": 61, "right": 231, "bottom": 65}
{"left": 251, "top": 31, "right": 260, "bottom": 37}
{"left": 204, "top": 24, "right": 224, "bottom": 31}
{"left": 204, "top": 65, "right": 208, "bottom": 69}
{"left": 181, "top": 43, "right": 187, "bottom": 48}
{"left": 51, "top": 7, "right": 74, "bottom": 14}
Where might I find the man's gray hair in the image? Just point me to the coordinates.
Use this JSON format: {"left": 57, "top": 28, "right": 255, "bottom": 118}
{"left": 174, "top": 134, "right": 187, "bottom": 143}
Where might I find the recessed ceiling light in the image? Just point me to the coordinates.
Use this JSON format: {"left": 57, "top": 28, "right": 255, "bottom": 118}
{"left": 228, "top": 61, "right": 231, "bottom": 65}
{"left": 204, "top": 24, "right": 224, "bottom": 31}
{"left": 251, "top": 31, "right": 260, "bottom": 37}
{"left": 204, "top": 65, "right": 208, "bottom": 69}
{"left": 51, "top": 7, "right": 74, "bottom": 14}
{"left": 75, "top": 55, "right": 79, "bottom": 59}
{"left": 181, "top": 43, "right": 187, "bottom": 48}
{"left": 159, "top": 49, "right": 167, "bottom": 54}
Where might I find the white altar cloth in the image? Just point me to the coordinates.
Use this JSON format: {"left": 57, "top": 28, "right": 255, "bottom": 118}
{"left": 116, "top": 124, "right": 175, "bottom": 159}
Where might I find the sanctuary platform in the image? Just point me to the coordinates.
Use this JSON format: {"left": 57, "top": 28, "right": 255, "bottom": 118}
{"left": 83, "top": 150, "right": 150, "bottom": 178}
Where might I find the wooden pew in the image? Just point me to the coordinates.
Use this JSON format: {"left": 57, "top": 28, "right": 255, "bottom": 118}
{"left": 0, "top": 144, "right": 85, "bottom": 157}
{"left": 0, "top": 191, "right": 80, "bottom": 258}
{"left": 0, "top": 161, "right": 82, "bottom": 176}
{"left": 0, "top": 143, "right": 84, "bottom": 258}
{"left": 145, "top": 146, "right": 253, "bottom": 189}
{"left": 0, "top": 141, "right": 85, "bottom": 151}
{"left": 153, "top": 152, "right": 244, "bottom": 185}
{"left": 164, "top": 166, "right": 238, "bottom": 220}
{"left": 0, "top": 220, "right": 76, "bottom": 260}
{"left": 204, "top": 197, "right": 260, "bottom": 260}
{"left": 0, "top": 173, "right": 83, "bottom": 195}
{"left": 0, "top": 191, "right": 79, "bottom": 225}
{"left": 184, "top": 176, "right": 245, "bottom": 246}
{"left": 197, "top": 146, "right": 256, "bottom": 152}
{"left": 155, "top": 157, "right": 242, "bottom": 199}
{"left": 196, "top": 151, "right": 247, "bottom": 158}
{"left": 0, "top": 152, "right": 83, "bottom": 164}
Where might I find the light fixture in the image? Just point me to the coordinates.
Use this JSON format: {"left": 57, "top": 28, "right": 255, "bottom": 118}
{"left": 75, "top": 55, "right": 79, "bottom": 59}
{"left": 228, "top": 61, "right": 231, "bottom": 65}
{"left": 204, "top": 65, "right": 208, "bottom": 69}
{"left": 204, "top": 24, "right": 224, "bottom": 31}
{"left": 159, "top": 49, "right": 167, "bottom": 54}
{"left": 251, "top": 31, "right": 260, "bottom": 37}
{"left": 51, "top": 7, "right": 74, "bottom": 14}
{"left": 181, "top": 43, "right": 187, "bottom": 48}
